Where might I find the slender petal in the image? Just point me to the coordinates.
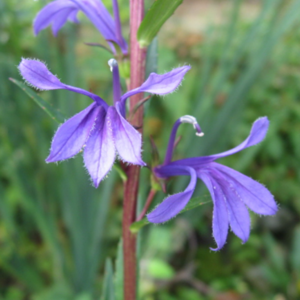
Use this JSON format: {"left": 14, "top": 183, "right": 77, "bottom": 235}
{"left": 68, "top": 10, "right": 79, "bottom": 23}
{"left": 72, "top": 0, "right": 115, "bottom": 39}
{"left": 109, "top": 106, "right": 145, "bottom": 166}
{"left": 19, "top": 59, "right": 108, "bottom": 108}
{"left": 52, "top": 8, "right": 76, "bottom": 36}
{"left": 19, "top": 58, "right": 64, "bottom": 90}
{"left": 148, "top": 166, "right": 197, "bottom": 223}
{"left": 208, "top": 168, "right": 251, "bottom": 243}
{"left": 198, "top": 172, "right": 229, "bottom": 251}
{"left": 112, "top": 0, "right": 126, "bottom": 48}
{"left": 33, "top": 0, "right": 78, "bottom": 36}
{"left": 46, "top": 103, "right": 100, "bottom": 162}
{"left": 213, "top": 163, "right": 277, "bottom": 215}
{"left": 172, "top": 117, "right": 270, "bottom": 167}
{"left": 72, "top": 0, "right": 127, "bottom": 54}
{"left": 120, "top": 66, "right": 191, "bottom": 105}
{"left": 34, "top": 0, "right": 128, "bottom": 54}
{"left": 208, "top": 117, "right": 269, "bottom": 160}
{"left": 84, "top": 108, "right": 115, "bottom": 187}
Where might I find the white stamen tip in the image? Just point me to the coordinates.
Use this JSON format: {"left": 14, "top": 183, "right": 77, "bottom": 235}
{"left": 179, "top": 115, "right": 197, "bottom": 125}
{"left": 108, "top": 58, "right": 117, "bottom": 71}
{"left": 179, "top": 115, "right": 204, "bottom": 137}
{"left": 196, "top": 132, "right": 204, "bottom": 137}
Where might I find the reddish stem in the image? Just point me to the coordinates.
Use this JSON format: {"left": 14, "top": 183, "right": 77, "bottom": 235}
{"left": 123, "top": 1, "right": 146, "bottom": 300}
{"left": 136, "top": 189, "right": 157, "bottom": 222}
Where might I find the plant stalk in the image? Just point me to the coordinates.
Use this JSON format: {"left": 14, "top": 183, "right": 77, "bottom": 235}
{"left": 136, "top": 189, "right": 157, "bottom": 222}
{"left": 123, "top": 1, "right": 146, "bottom": 299}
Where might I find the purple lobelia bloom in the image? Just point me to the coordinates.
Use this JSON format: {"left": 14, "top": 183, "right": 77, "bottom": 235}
{"left": 147, "top": 116, "right": 277, "bottom": 250}
{"left": 33, "top": 0, "right": 127, "bottom": 54}
{"left": 18, "top": 58, "right": 190, "bottom": 187}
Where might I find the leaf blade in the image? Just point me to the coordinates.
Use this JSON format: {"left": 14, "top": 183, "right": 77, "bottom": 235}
{"left": 137, "top": 0, "right": 183, "bottom": 48}
{"left": 101, "top": 259, "right": 115, "bottom": 300}
{"left": 9, "top": 78, "right": 65, "bottom": 123}
{"left": 114, "top": 239, "right": 123, "bottom": 300}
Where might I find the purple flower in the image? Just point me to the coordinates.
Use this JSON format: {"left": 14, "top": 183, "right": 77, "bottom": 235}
{"left": 18, "top": 58, "right": 190, "bottom": 187}
{"left": 33, "top": 0, "right": 127, "bottom": 54}
{"left": 147, "top": 116, "right": 277, "bottom": 250}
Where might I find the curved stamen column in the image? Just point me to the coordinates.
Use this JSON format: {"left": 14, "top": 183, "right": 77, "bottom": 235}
{"left": 164, "top": 115, "right": 204, "bottom": 165}
{"left": 108, "top": 58, "right": 122, "bottom": 105}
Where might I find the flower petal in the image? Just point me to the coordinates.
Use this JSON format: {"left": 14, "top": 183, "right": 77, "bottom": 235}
{"left": 34, "top": 0, "right": 127, "bottom": 54}
{"left": 109, "top": 107, "right": 145, "bottom": 166}
{"left": 33, "top": 0, "right": 78, "bottom": 36}
{"left": 46, "top": 103, "right": 100, "bottom": 162}
{"left": 213, "top": 163, "right": 277, "bottom": 215}
{"left": 120, "top": 66, "right": 191, "bottom": 104}
{"left": 147, "top": 166, "right": 197, "bottom": 223}
{"left": 18, "top": 59, "right": 108, "bottom": 108}
{"left": 112, "top": 0, "right": 127, "bottom": 50}
{"left": 68, "top": 10, "right": 79, "bottom": 23}
{"left": 172, "top": 117, "right": 270, "bottom": 167}
{"left": 19, "top": 58, "right": 64, "bottom": 90}
{"left": 73, "top": 0, "right": 127, "bottom": 54}
{"left": 208, "top": 117, "right": 270, "bottom": 160}
{"left": 52, "top": 8, "right": 77, "bottom": 36}
{"left": 198, "top": 172, "right": 229, "bottom": 251}
{"left": 209, "top": 169, "right": 250, "bottom": 244}
{"left": 84, "top": 108, "right": 115, "bottom": 188}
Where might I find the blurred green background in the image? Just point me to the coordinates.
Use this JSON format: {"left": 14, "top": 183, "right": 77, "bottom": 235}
{"left": 1, "top": 0, "right": 300, "bottom": 299}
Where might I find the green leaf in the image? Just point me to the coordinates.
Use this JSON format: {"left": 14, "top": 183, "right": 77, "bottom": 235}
{"left": 130, "top": 196, "right": 210, "bottom": 233}
{"left": 137, "top": 0, "right": 183, "bottom": 48}
{"left": 145, "top": 37, "right": 158, "bottom": 78}
{"left": 101, "top": 259, "right": 115, "bottom": 300}
{"left": 114, "top": 239, "right": 123, "bottom": 300}
{"left": 147, "top": 259, "right": 175, "bottom": 279}
{"left": 113, "top": 164, "right": 127, "bottom": 182}
{"left": 290, "top": 226, "right": 300, "bottom": 274}
{"left": 32, "top": 284, "right": 73, "bottom": 300}
{"left": 9, "top": 78, "right": 65, "bottom": 124}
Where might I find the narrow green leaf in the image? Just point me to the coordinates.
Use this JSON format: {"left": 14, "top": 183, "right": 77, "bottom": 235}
{"left": 130, "top": 196, "right": 210, "bottom": 233}
{"left": 137, "top": 0, "right": 183, "bottom": 48}
{"left": 290, "top": 226, "right": 300, "bottom": 274}
{"left": 113, "top": 164, "right": 127, "bottom": 182}
{"left": 114, "top": 239, "right": 123, "bottom": 300}
{"left": 9, "top": 78, "right": 65, "bottom": 124}
{"left": 101, "top": 259, "right": 115, "bottom": 300}
{"left": 145, "top": 37, "right": 158, "bottom": 78}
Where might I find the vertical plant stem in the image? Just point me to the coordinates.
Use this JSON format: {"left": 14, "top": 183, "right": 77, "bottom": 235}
{"left": 123, "top": 1, "right": 146, "bottom": 300}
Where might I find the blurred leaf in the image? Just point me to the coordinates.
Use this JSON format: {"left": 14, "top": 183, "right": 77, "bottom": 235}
{"left": 113, "top": 164, "right": 127, "bottom": 182}
{"left": 9, "top": 78, "right": 65, "bottom": 124}
{"left": 130, "top": 196, "right": 209, "bottom": 233}
{"left": 147, "top": 258, "right": 175, "bottom": 279}
{"left": 32, "top": 284, "right": 73, "bottom": 300}
{"left": 101, "top": 259, "right": 115, "bottom": 300}
{"left": 145, "top": 37, "right": 158, "bottom": 78}
{"left": 137, "top": 0, "right": 183, "bottom": 47}
{"left": 75, "top": 293, "right": 93, "bottom": 300}
{"left": 291, "top": 226, "right": 300, "bottom": 274}
{"left": 115, "top": 239, "right": 123, "bottom": 300}
{"left": 0, "top": 253, "right": 45, "bottom": 292}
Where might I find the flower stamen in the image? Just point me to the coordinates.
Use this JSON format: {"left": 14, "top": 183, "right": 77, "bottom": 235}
{"left": 179, "top": 115, "right": 204, "bottom": 137}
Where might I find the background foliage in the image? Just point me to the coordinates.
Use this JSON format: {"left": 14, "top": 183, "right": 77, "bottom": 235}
{"left": 0, "top": 0, "right": 300, "bottom": 299}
